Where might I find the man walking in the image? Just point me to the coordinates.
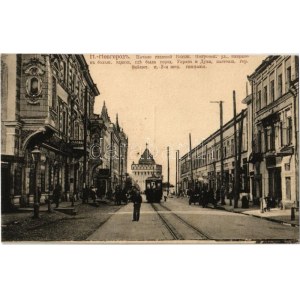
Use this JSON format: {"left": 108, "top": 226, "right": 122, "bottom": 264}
{"left": 132, "top": 187, "right": 142, "bottom": 222}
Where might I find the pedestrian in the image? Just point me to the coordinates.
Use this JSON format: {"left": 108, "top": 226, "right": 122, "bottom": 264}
{"left": 132, "top": 187, "right": 142, "bottom": 222}
{"left": 220, "top": 185, "right": 226, "bottom": 205}
{"left": 53, "top": 183, "right": 62, "bottom": 208}
{"left": 90, "top": 185, "right": 96, "bottom": 203}
{"left": 261, "top": 197, "right": 267, "bottom": 213}
{"left": 164, "top": 190, "right": 167, "bottom": 202}
{"left": 115, "top": 186, "right": 122, "bottom": 205}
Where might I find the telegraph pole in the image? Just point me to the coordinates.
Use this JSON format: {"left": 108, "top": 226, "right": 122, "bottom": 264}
{"left": 210, "top": 101, "right": 224, "bottom": 204}
{"left": 167, "top": 146, "right": 170, "bottom": 196}
{"left": 189, "top": 133, "right": 193, "bottom": 190}
{"left": 175, "top": 150, "right": 178, "bottom": 195}
{"left": 177, "top": 150, "right": 180, "bottom": 196}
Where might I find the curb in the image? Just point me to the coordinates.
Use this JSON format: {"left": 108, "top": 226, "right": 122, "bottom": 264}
{"left": 208, "top": 205, "right": 299, "bottom": 228}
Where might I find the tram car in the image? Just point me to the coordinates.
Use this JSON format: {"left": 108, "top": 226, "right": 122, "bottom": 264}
{"left": 145, "top": 176, "right": 163, "bottom": 203}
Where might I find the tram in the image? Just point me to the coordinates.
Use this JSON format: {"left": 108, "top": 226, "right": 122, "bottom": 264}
{"left": 145, "top": 176, "right": 163, "bottom": 203}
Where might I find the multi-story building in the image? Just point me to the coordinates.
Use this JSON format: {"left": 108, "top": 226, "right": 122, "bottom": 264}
{"left": 179, "top": 55, "right": 299, "bottom": 210}
{"left": 1, "top": 54, "right": 128, "bottom": 210}
{"left": 1, "top": 54, "right": 100, "bottom": 210}
{"left": 247, "top": 55, "right": 299, "bottom": 208}
{"left": 89, "top": 102, "right": 128, "bottom": 195}
{"left": 180, "top": 108, "right": 249, "bottom": 196}
{"left": 131, "top": 146, "right": 162, "bottom": 191}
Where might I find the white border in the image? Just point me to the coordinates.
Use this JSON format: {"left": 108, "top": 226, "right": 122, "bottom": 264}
{"left": 1, "top": 1, "right": 299, "bottom": 300}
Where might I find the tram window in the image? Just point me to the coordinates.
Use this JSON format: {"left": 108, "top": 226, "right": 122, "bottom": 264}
{"left": 157, "top": 183, "right": 161, "bottom": 187}
{"left": 151, "top": 182, "right": 155, "bottom": 188}
{"left": 147, "top": 183, "right": 150, "bottom": 189}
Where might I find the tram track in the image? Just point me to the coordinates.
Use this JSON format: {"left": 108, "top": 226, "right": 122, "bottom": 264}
{"left": 151, "top": 202, "right": 211, "bottom": 240}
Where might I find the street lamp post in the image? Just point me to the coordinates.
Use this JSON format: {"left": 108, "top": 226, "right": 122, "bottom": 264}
{"left": 31, "top": 146, "right": 41, "bottom": 219}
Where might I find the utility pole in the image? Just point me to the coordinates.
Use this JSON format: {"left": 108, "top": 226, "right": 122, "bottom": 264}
{"left": 189, "top": 133, "right": 193, "bottom": 190}
{"left": 167, "top": 146, "right": 170, "bottom": 196}
{"left": 177, "top": 150, "right": 180, "bottom": 196}
{"left": 175, "top": 150, "right": 178, "bottom": 196}
{"left": 233, "top": 91, "right": 245, "bottom": 209}
{"left": 210, "top": 101, "right": 224, "bottom": 204}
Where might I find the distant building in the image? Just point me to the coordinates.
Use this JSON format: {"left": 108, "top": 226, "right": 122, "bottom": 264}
{"left": 131, "top": 145, "right": 162, "bottom": 191}
{"left": 90, "top": 102, "right": 128, "bottom": 195}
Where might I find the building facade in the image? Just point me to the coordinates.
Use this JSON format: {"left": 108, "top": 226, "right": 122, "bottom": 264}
{"left": 131, "top": 146, "right": 162, "bottom": 191}
{"left": 90, "top": 102, "right": 128, "bottom": 195}
{"left": 248, "top": 55, "right": 299, "bottom": 208}
{"left": 179, "top": 55, "right": 299, "bottom": 209}
{"left": 1, "top": 54, "right": 128, "bottom": 211}
{"left": 180, "top": 109, "right": 249, "bottom": 196}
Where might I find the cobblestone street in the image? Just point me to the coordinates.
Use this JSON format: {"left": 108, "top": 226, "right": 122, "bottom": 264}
{"left": 2, "top": 197, "right": 298, "bottom": 242}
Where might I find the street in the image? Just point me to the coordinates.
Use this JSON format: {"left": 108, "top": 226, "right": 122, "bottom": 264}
{"left": 87, "top": 196, "right": 299, "bottom": 242}
{"left": 2, "top": 196, "right": 298, "bottom": 242}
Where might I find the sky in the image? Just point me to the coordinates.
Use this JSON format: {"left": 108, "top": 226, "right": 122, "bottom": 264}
{"left": 86, "top": 55, "right": 266, "bottom": 184}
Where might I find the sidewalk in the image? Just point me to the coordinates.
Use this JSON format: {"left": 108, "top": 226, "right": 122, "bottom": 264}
{"left": 207, "top": 199, "right": 299, "bottom": 227}
{"left": 1, "top": 197, "right": 115, "bottom": 227}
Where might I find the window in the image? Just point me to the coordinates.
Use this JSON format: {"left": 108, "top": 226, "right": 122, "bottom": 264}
{"left": 270, "top": 80, "right": 275, "bottom": 102}
{"left": 256, "top": 90, "right": 261, "bottom": 111}
{"left": 52, "top": 77, "right": 57, "bottom": 109}
{"left": 280, "top": 121, "right": 283, "bottom": 146}
{"left": 263, "top": 85, "right": 268, "bottom": 107}
{"left": 278, "top": 74, "right": 283, "bottom": 97}
{"left": 287, "top": 117, "right": 292, "bottom": 145}
{"left": 285, "top": 177, "right": 291, "bottom": 200}
{"left": 286, "top": 67, "right": 292, "bottom": 89}
{"left": 62, "top": 111, "right": 66, "bottom": 134}
{"left": 257, "top": 130, "right": 262, "bottom": 152}
{"left": 74, "top": 123, "right": 79, "bottom": 139}
{"left": 265, "top": 127, "right": 275, "bottom": 151}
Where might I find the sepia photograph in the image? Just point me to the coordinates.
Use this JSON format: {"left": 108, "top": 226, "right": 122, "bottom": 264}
{"left": 1, "top": 54, "right": 299, "bottom": 243}
{"left": 1, "top": 2, "right": 300, "bottom": 300}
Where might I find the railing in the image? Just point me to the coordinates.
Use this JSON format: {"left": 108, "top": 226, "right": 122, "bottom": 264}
{"left": 69, "top": 139, "right": 84, "bottom": 148}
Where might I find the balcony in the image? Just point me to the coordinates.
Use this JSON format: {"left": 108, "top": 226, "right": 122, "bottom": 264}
{"left": 70, "top": 139, "right": 84, "bottom": 149}
{"left": 248, "top": 152, "right": 263, "bottom": 164}
{"left": 69, "top": 139, "right": 88, "bottom": 157}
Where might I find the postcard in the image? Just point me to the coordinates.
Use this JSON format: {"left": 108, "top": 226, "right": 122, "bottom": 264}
{"left": 1, "top": 54, "right": 299, "bottom": 243}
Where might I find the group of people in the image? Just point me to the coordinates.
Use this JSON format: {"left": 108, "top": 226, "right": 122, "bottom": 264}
{"left": 114, "top": 185, "right": 142, "bottom": 221}
{"left": 48, "top": 182, "right": 143, "bottom": 222}
{"left": 114, "top": 186, "right": 129, "bottom": 205}
{"left": 187, "top": 185, "right": 229, "bottom": 207}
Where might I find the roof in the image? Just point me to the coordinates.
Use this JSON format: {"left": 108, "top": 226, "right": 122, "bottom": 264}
{"left": 138, "top": 148, "right": 156, "bottom": 165}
